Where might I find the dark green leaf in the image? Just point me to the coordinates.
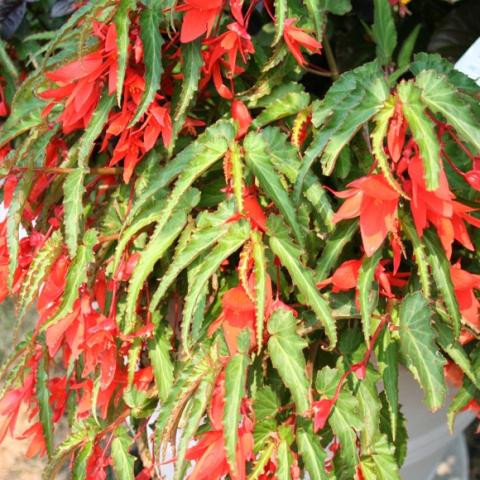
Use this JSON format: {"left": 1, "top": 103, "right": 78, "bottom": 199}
{"left": 398, "top": 292, "right": 446, "bottom": 411}
{"left": 372, "top": 0, "right": 397, "bottom": 66}
{"left": 267, "top": 308, "right": 310, "bottom": 414}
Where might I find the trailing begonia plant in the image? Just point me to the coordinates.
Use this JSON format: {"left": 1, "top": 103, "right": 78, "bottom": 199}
{"left": 0, "top": 0, "right": 479, "bottom": 478}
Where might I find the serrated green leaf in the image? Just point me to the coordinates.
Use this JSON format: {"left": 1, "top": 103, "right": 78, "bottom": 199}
{"left": 170, "top": 40, "right": 203, "bottom": 148}
{"left": 276, "top": 438, "right": 292, "bottom": 480}
{"left": 260, "top": 127, "right": 334, "bottom": 229}
{"left": 252, "top": 88, "right": 310, "bottom": 128}
{"left": 244, "top": 131, "right": 304, "bottom": 246}
{"left": 230, "top": 142, "right": 244, "bottom": 212}
{"left": 182, "top": 220, "right": 250, "bottom": 354}
{"left": 297, "top": 421, "right": 328, "bottom": 480}
{"left": 175, "top": 377, "right": 214, "bottom": 480}
{"left": 376, "top": 329, "right": 399, "bottom": 439}
{"left": 320, "top": 0, "right": 352, "bottom": 15}
{"left": 372, "top": 0, "right": 397, "bottom": 66}
{"left": 360, "top": 434, "right": 400, "bottom": 480}
{"left": 269, "top": 219, "right": 337, "bottom": 347}
{"left": 36, "top": 353, "right": 54, "bottom": 457}
{"left": 224, "top": 330, "right": 249, "bottom": 475}
{"left": 149, "top": 201, "right": 236, "bottom": 312}
{"left": 253, "top": 386, "right": 280, "bottom": 421}
{"left": 272, "top": 0, "right": 287, "bottom": 45}
{"left": 129, "top": 8, "right": 164, "bottom": 126}
{"left": 321, "top": 77, "right": 389, "bottom": 175}
{"left": 251, "top": 231, "right": 267, "bottom": 353}
{"left": 435, "top": 315, "right": 480, "bottom": 389}
{"left": 416, "top": 69, "right": 480, "bottom": 153}
{"left": 124, "top": 190, "right": 199, "bottom": 333}
{"left": 315, "top": 220, "right": 358, "bottom": 282}
{"left": 7, "top": 169, "right": 34, "bottom": 288}
{"left": 447, "top": 382, "right": 476, "bottom": 433}
{"left": 398, "top": 292, "right": 446, "bottom": 411}
{"left": 397, "top": 81, "right": 440, "bottom": 191}
{"left": 115, "top": 0, "right": 136, "bottom": 106}
{"left": 329, "top": 391, "right": 363, "bottom": 479}
{"left": 356, "top": 368, "right": 382, "bottom": 448}
{"left": 72, "top": 441, "right": 93, "bottom": 480}
{"left": 423, "top": 229, "right": 461, "bottom": 336}
{"left": 358, "top": 249, "right": 382, "bottom": 341}
{"left": 40, "top": 230, "right": 98, "bottom": 332}
{"left": 249, "top": 441, "right": 275, "bottom": 480}
{"left": 267, "top": 308, "right": 310, "bottom": 414}
{"left": 400, "top": 212, "right": 431, "bottom": 298}
{"left": 111, "top": 428, "right": 136, "bottom": 480}
{"left": 17, "top": 230, "right": 63, "bottom": 322}
{"left": 126, "top": 119, "right": 236, "bottom": 224}
{"left": 63, "top": 168, "right": 86, "bottom": 258}
{"left": 148, "top": 328, "right": 174, "bottom": 402}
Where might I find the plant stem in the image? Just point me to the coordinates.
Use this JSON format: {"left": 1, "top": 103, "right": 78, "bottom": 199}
{"left": 323, "top": 33, "right": 339, "bottom": 80}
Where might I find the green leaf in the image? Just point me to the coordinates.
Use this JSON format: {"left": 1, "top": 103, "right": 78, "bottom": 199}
{"left": 321, "top": 76, "right": 389, "bottom": 175}
{"left": 360, "top": 434, "right": 400, "bottom": 480}
{"left": 181, "top": 220, "right": 250, "bottom": 354}
{"left": 253, "top": 386, "right": 280, "bottom": 421}
{"left": 329, "top": 391, "right": 363, "bottom": 478}
{"left": 358, "top": 249, "right": 382, "bottom": 341}
{"left": 435, "top": 315, "right": 480, "bottom": 389}
{"left": 297, "top": 421, "right": 328, "bottom": 480}
{"left": 249, "top": 442, "right": 275, "bottom": 480}
{"left": 315, "top": 220, "right": 358, "bottom": 282}
{"left": 149, "top": 201, "right": 236, "bottom": 312}
{"left": 111, "top": 428, "right": 136, "bottom": 480}
{"left": 124, "top": 190, "right": 199, "bottom": 333}
{"left": 447, "top": 382, "right": 476, "bottom": 433}
{"left": 175, "top": 377, "right": 214, "bottom": 480}
{"left": 129, "top": 8, "right": 164, "bottom": 126}
{"left": 72, "top": 440, "right": 93, "bottom": 480}
{"left": 115, "top": 0, "right": 136, "bottom": 106}
{"left": 272, "top": 0, "right": 287, "bottom": 45}
{"left": 126, "top": 119, "right": 236, "bottom": 224}
{"left": 244, "top": 131, "right": 304, "bottom": 246}
{"left": 40, "top": 230, "right": 98, "bottom": 332}
{"left": 0, "top": 39, "right": 18, "bottom": 78}
{"left": 398, "top": 292, "right": 446, "bottom": 411}
{"left": 7, "top": 169, "right": 34, "bottom": 288}
{"left": 252, "top": 87, "right": 310, "bottom": 128}
{"left": 36, "top": 353, "right": 54, "bottom": 457}
{"left": 148, "top": 328, "right": 174, "bottom": 402}
{"left": 276, "top": 438, "right": 292, "bottom": 480}
{"left": 260, "top": 127, "right": 334, "bottom": 229}
{"left": 304, "top": 0, "right": 326, "bottom": 41}
{"left": 397, "top": 25, "right": 421, "bottom": 70}
{"left": 17, "top": 231, "right": 63, "bottom": 322}
{"left": 113, "top": 198, "right": 167, "bottom": 273}
{"left": 267, "top": 308, "right": 310, "bottom": 414}
{"left": 269, "top": 219, "right": 337, "bottom": 347}
{"left": 170, "top": 40, "right": 203, "bottom": 147}
{"left": 230, "top": 142, "right": 244, "bottom": 212}
{"left": 63, "top": 168, "right": 86, "bottom": 258}
{"left": 397, "top": 81, "right": 440, "bottom": 191}
{"left": 372, "top": 0, "right": 397, "bottom": 66}
{"left": 251, "top": 231, "right": 267, "bottom": 353}
{"left": 400, "top": 212, "right": 431, "bottom": 298}
{"left": 224, "top": 330, "right": 250, "bottom": 475}
{"left": 320, "top": 0, "right": 352, "bottom": 15}
{"left": 416, "top": 70, "right": 480, "bottom": 153}
{"left": 423, "top": 229, "right": 461, "bottom": 336}
{"left": 376, "top": 329, "right": 399, "bottom": 439}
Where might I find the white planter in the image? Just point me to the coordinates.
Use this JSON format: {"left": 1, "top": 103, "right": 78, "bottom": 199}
{"left": 399, "top": 368, "right": 473, "bottom": 480}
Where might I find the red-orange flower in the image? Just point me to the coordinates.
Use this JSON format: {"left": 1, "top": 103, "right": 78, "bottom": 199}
{"left": 332, "top": 174, "right": 400, "bottom": 256}
{"left": 450, "top": 262, "right": 480, "bottom": 338}
{"left": 178, "top": 0, "right": 224, "bottom": 43}
{"left": 185, "top": 375, "right": 253, "bottom": 480}
{"left": 406, "top": 153, "right": 480, "bottom": 258}
{"left": 283, "top": 18, "right": 321, "bottom": 66}
{"left": 39, "top": 23, "right": 117, "bottom": 134}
